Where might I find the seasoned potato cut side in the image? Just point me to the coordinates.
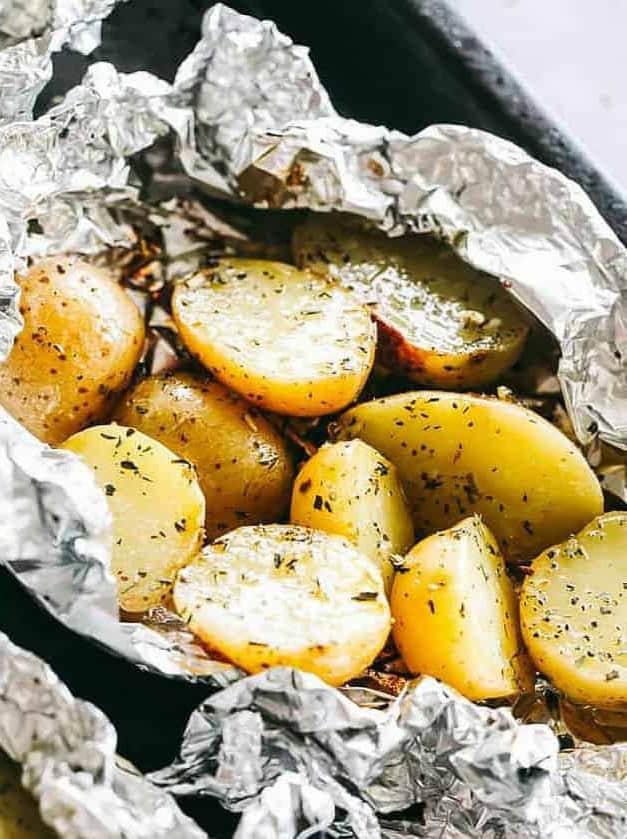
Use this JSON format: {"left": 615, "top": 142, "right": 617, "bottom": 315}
{"left": 0, "top": 750, "right": 54, "bottom": 838}
{"left": 335, "top": 391, "right": 603, "bottom": 563}
{"left": 171, "top": 259, "right": 376, "bottom": 416}
{"left": 0, "top": 257, "right": 144, "bottom": 445}
{"left": 521, "top": 512, "right": 627, "bottom": 707}
{"left": 293, "top": 215, "right": 529, "bottom": 388}
{"left": 63, "top": 424, "right": 205, "bottom": 613}
{"left": 290, "top": 440, "right": 414, "bottom": 593}
{"left": 392, "top": 516, "right": 532, "bottom": 700}
{"left": 114, "top": 373, "right": 294, "bottom": 539}
{"left": 173, "top": 524, "right": 390, "bottom": 686}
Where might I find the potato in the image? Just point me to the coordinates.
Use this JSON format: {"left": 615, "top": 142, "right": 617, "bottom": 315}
{"left": 62, "top": 424, "right": 205, "bottom": 613}
{"left": 114, "top": 372, "right": 294, "bottom": 540}
{"left": 0, "top": 751, "right": 53, "bottom": 838}
{"left": 171, "top": 259, "right": 376, "bottom": 416}
{"left": 293, "top": 214, "right": 529, "bottom": 388}
{"left": 391, "top": 516, "right": 532, "bottom": 700}
{"left": 0, "top": 257, "right": 144, "bottom": 445}
{"left": 334, "top": 391, "right": 603, "bottom": 563}
{"left": 290, "top": 440, "right": 414, "bottom": 593}
{"left": 173, "top": 524, "right": 390, "bottom": 686}
{"left": 520, "top": 512, "right": 627, "bottom": 707}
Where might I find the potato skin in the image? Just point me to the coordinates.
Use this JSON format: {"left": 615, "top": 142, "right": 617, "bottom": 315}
{"left": 0, "top": 258, "right": 144, "bottom": 445}
{"left": 290, "top": 440, "right": 414, "bottom": 593}
{"left": 335, "top": 391, "right": 603, "bottom": 563}
{"left": 0, "top": 750, "right": 54, "bottom": 838}
{"left": 114, "top": 372, "right": 294, "bottom": 540}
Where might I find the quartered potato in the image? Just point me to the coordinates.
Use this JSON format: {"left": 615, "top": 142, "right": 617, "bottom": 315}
{"left": 521, "top": 512, "right": 627, "bottom": 707}
{"left": 293, "top": 214, "right": 529, "bottom": 388}
{"left": 0, "top": 257, "right": 144, "bottom": 445}
{"left": 392, "top": 516, "right": 532, "bottom": 701}
{"left": 173, "top": 524, "right": 390, "bottom": 685}
{"left": 63, "top": 424, "right": 205, "bottom": 613}
{"left": 171, "top": 259, "right": 376, "bottom": 416}
{"left": 290, "top": 440, "right": 414, "bottom": 593}
{"left": 334, "top": 391, "right": 603, "bottom": 562}
{"left": 0, "top": 751, "right": 52, "bottom": 839}
{"left": 114, "top": 372, "right": 294, "bottom": 540}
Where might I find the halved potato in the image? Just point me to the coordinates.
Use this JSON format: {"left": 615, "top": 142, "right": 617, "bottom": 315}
{"left": 290, "top": 440, "right": 414, "bottom": 593}
{"left": 114, "top": 372, "right": 294, "bottom": 540}
{"left": 392, "top": 516, "right": 532, "bottom": 700}
{"left": 334, "top": 391, "right": 603, "bottom": 562}
{"left": 0, "top": 751, "right": 53, "bottom": 838}
{"left": 0, "top": 257, "right": 144, "bottom": 445}
{"left": 63, "top": 424, "right": 205, "bottom": 613}
{"left": 521, "top": 512, "right": 627, "bottom": 707}
{"left": 171, "top": 259, "right": 376, "bottom": 416}
{"left": 293, "top": 214, "right": 529, "bottom": 388}
{"left": 173, "top": 524, "right": 390, "bottom": 686}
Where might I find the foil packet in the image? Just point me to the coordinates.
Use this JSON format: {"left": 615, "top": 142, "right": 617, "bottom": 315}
{"left": 0, "top": 2, "right": 625, "bottom": 837}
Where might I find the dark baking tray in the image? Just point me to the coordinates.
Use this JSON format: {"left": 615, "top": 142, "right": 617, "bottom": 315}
{"left": 10, "top": 1, "right": 626, "bottom": 835}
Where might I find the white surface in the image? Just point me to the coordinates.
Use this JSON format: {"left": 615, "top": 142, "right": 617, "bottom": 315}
{"left": 451, "top": 0, "right": 627, "bottom": 196}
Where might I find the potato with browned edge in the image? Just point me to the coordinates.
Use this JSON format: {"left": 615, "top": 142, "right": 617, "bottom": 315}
{"left": 0, "top": 258, "right": 144, "bottom": 445}
{"left": 114, "top": 373, "right": 294, "bottom": 540}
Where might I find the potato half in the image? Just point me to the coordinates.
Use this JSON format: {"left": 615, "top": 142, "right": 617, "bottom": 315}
{"left": 0, "top": 257, "right": 144, "bottom": 445}
{"left": 114, "top": 373, "right": 294, "bottom": 540}
{"left": 0, "top": 751, "right": 53, "bottom": 839}
{"left": 521, "top": 512, "right": 627, "bottom": 707}
{"left": 392, "top": 516, "right": 532, "bottom": 700}
{"left": 290, "top": 440, "right": 414, "bottom": 593}
{"left": 334, "top": 391, "right": 603, "bottom": 562}
{"left": 173, "top": 524, "right": 390, "bottom": 685}
{"left": 293, "top": 215, "right": 529, "bottom": 388}
{"left": 171, "top": 259, "right": 376, "bottom": 416}
{"left": 63, "top": 424, "right": 205, "bottom": 613}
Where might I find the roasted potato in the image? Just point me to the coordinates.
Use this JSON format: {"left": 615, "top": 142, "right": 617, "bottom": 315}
{"left": 334, "top": 391, "right": 603, "bottom": 562}
{"left": 392, "top": 516, "right": 532, "bottom": 700}
{"left": 0, "top": 257, "right": 144, "bottom": 445}
{"left": 114, "top": 372, "right": 294, "bottom": 540}
{"left": 521, "top": 512, "right": 627, "bottom": 707}
{"left": 63, "top": 424, "right": 205, "bottom": 612}
{"left": 173, "top": 524, "right": 390, "bottom": 685}
{"left": 171, "top": 259, "right": 376, "bottom": 416}
{"left": 0, "top": 751, "right": 52, "bottom": 838}
{"left": 290, "top": 440, "right": 414, "bottom": 593}
{"left": 293, "top": 214, "right": 529, "bottom": 388}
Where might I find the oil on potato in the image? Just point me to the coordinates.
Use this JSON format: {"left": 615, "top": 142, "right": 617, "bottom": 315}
{"left": 293, "top": 214, "right": 529, "bottom": 388}
{"left": 334, "top": 391, "right": 603, "bottom": 563}
{"left": 0, "top": 751, "right": 53, "bottom": 839}
{"left": 173, "top": 524, "right": 391, "bottom": 686}
{"left": 171, "top": 259, "right": 376, "bottom": 416}
{"left": 63, "top": 424, "right": 205, "bottom": 613}
{"left": 521, "top": 512, "right": 627, "bottom": 707}
{"left": 114, "top": 372, "right": 294, "bottom": 540}
{"left": 0, "top": 257, "right": 144, "bottom": 445}
{"left": 290, "top": 440, "right": 414, "bottom": 593}
{"left": 392, "top": 516, "right": 532, "bottom": 700}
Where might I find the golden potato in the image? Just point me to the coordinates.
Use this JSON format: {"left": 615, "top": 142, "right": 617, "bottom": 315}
{"left": 173, "top": 524, "right": 390, "bottom": 686}
{"left": 334, "top": 391, "right": 603, "bottom": 562}
{"left": 290, "top": 440, "right": 414, "bottom": 593}
{"left": 63, "top": 424, "right": 205, "bottom": 613}
{"left": 0, "top": 257, "right": 144, "bottom": 445}
{"left": 521, "top": 512, "right": 627, "bottom": 707}
{"left": 0, "top": 751, "right": 53, "bottom": 838}
{"left": 114, "top": 372, "right": 294, "bottom": 540}
{"left": 392, "top": 516, "right": 532, "bottom": 700}
{"left": 293, "top": 214, "right": 529, "bottom": 388}
{"left": 171, "top": 259, "right": 376, "bottom": 416}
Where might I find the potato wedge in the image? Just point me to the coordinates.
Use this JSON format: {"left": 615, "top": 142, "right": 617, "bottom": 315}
{"left": 114, "top": 372, "right": 294, "bottom": 540}
{"left": 293, "top": 214, "right": 529, "bottom": 388}
{"left": 290, "top": 440, "right": 414, "bottom": 593}
{"left": 63, "top": 424, "right": 205, "bottom": 612}
{"left": 521, "top": 512, "right": 627, "bottom": 707}
{"left": 171, "top": 259, "right": 376, "bottom": 416}
{"left": 392, "top": 516, "right": 532, "bottom": 700}
{"left": 334, "top": 391, "right": 603, "bottom": 562}
{"left": 173, "top": 524, "right": 390, "bottom": 686}
{"left": 0, "top": 751, "right": 53, "bottom": 838}
{"left": 0, "top": 257, "right": 144, "bottom": 445}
